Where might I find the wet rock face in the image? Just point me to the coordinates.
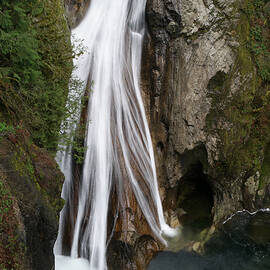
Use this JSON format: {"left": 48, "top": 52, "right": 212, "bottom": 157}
{"left": 148, "top": 211, "right": 270, "bottom": 270}
{"left": 144, "top": 0, "right": 231, "bottom": 224}
{"left": 144, "top": 0, "right": 236, "bottom": 178}
{"left": 106, "top": 184, "right": 162, "bottom": 270}
{"left": 223, "top": 210, "right": 270, "bottom": 246}
{"left": 64, "top": 0, "right": 90, "bottom": 28}
{"left": 143, "top": 0, "right": 270, "bottom": 229}
{"left": 107, "top": 235, "right": 160, "bottom": 270}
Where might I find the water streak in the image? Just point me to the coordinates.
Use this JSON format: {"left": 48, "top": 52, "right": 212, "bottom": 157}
{"left": 54, "top": 1, "right": 178, "bottom": 269}
{"left": 223, "top": 208, "right": 270, "bottom": 224}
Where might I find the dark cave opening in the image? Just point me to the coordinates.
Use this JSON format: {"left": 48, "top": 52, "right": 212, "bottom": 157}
{"left": 157, "top": 141, "right": 164, "bottom": 153}
{"left": 177, "top": 162, "right": 214, "bottom": 233}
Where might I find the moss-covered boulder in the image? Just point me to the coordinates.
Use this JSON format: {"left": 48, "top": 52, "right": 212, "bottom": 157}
{"left": 0, "top": 129, "right": 64, "bottom": 270}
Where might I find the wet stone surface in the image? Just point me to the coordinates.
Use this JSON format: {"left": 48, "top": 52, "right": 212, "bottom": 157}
{"left": 148, "top": 210, "right": 270, "bottom": 270}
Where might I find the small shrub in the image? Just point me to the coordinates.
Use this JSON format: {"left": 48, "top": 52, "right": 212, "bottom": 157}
{"left": 0, "top": 122, "right": 14, "bottom": 136}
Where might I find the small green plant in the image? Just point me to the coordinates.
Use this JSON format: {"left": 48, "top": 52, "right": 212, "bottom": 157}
{"left": 244, "top": 0, "right": 270, "bottom": 82}
{"left": 0, "top": 122, "right": 14, "bottom": 135}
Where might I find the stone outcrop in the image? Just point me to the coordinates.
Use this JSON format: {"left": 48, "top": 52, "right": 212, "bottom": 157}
{"left": 64, "top": 0, "right": 91, "bottom": 28}
{"left": 143, "top": 0, "right": 270, "bottom": 227}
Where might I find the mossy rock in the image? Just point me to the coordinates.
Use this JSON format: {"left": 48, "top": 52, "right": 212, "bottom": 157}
{"left": 0, "top": 129, "right": 64, "bottom": 270}
{"left": 206, "top": 0, "right": 270, "bottom": 188}
{"left": 0, "top": 173, "right": 30, "bottom": 270}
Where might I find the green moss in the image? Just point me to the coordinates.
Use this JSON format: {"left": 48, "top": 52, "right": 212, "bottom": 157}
{"left": 0, "top": 175, "right": 27, "bottom": 270}
{"left": 9, "top": 135, "right": 64, "bottom": 218}
{"left": 259, "top": 144, "right": 270, "bottom": 189}
{"left": 206, "top": 0, "right": 270, "bottom": 180}
{"left": 0, "top": 180, "right": 13, "bottom": 223}
{"left": 243, "top": 0, "right": 270, "bottom": 82}
{"left": 236, "top": 14, "right": 253, "bottom": 75}
{"left": 11, "top": 146, "right": 36, "bottom": 178}
{"left": 0, "top": 0, "right": 74, "bottom": 151}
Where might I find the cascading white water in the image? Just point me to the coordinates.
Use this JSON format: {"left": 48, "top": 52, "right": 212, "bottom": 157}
{"left": 54, "top": 1, "right": 179, "bottom": 269}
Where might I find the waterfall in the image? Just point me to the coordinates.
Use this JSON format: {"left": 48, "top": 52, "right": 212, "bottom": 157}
{"left": 54, "top": 1, "right": 179, "bottom": 269}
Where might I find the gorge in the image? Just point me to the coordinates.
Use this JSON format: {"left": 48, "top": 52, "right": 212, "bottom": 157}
{"left": 0, "top": 0, "right": 270, "bottom": 269}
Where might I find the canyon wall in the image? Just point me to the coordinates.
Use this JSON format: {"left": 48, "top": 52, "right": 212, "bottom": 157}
{"left": 143, "top": 0, "right": 270, "bottom": 229}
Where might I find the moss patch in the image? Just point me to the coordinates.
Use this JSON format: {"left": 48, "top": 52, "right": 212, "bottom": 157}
{"left": 0, "top": 174, "right": 28, "bottom": 270}
{"left": 259, "top": 144, "right": 270, "bottom": 189}
{"left": 8, "top": 129, "right": 64, "bottom": 218}
{"left": 206, "top": 0, "right": 270, "bottom": 184}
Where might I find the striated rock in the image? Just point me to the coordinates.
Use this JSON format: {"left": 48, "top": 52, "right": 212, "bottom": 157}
{"left": 143, "top": 0, "right": 270, "bottom": 228}
{"left": 145, "top": 0, "right": 236, "bottom": 185}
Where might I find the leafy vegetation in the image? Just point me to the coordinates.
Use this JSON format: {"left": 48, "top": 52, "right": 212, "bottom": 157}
{"left": 245, "top": 0, "right": 270, "bottom": 82}
{"left": 0, "top": 0, "right": 82, "bottom": 268}
{"left": 0, "top": 0, "right": 74, "bottom": 151}
{"left": 0, "top": 122, "right": 14, "bottom": 136}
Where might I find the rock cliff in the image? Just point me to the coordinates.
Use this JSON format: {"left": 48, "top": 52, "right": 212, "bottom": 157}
{"left": 144, "top": 0, "right": 270, "bottom": 232}
{"left": 65, "top": 0, "right": 91, "bottom": 28}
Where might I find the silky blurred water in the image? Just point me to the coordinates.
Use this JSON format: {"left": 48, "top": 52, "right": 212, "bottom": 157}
{"left": 54, "top": 0, "right": 178, "bottom": 269}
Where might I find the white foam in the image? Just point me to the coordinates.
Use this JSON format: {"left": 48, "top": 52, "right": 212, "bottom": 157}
{"left": 55, "top": 255, "right": 91, "bottom": 270}
{"left": 223, "top": 208, "right": 270, "bottom": 224}
{"left": 161, "top": 224, "right": 182, "bottom": 239}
